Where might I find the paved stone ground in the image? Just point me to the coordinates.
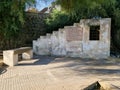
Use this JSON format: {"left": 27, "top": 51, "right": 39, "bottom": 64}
{"left": 0, "top": 55, "right": 120, "bottom": 90}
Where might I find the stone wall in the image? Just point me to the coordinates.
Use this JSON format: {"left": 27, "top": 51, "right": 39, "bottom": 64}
{"left": 23, "top": 12, "right": 49, "bottom": 46}
{"left": 80, "top": 18, "right": 111, "bottom": 58}
{"left": 33, "top": 18, "right": 111, "bottom": 59}
{"left": 0, "top": 12, "right": 49, "bottom": 50}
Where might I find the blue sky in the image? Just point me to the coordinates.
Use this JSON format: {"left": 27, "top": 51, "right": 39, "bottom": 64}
{"left": 36, "top": 0, "right": 55, "bottom": 11}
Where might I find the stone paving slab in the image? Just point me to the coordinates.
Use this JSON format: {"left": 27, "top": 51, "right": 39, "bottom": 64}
{"left": 0, "top": 56, "right": 120, "bottom": 90}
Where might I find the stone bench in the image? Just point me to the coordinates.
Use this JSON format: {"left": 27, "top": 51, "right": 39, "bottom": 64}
{"left": 3, "top": 47, "right": 33, "bottom": 66}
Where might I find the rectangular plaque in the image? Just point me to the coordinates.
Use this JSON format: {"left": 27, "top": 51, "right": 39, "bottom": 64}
{"left": 66, "top": 27, "right": 83, "bottom": 41}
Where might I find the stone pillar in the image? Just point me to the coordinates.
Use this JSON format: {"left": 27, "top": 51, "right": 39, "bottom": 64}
{"left": 22, "top": 50, "right": 33, "bottom": 59}
{"left": 3, "top": 50, "right": 18, "bottom": 66}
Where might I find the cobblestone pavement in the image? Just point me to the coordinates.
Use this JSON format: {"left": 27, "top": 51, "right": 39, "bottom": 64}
{"left": 0, "top": 55, "right": 120, "bottom": 90}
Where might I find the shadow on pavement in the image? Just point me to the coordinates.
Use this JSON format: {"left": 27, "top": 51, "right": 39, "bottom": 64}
{"left": 18, "top": 55, "right": 59, "bottom": 66}
{"left": 0, "top": 65, "right": 8, "bottom": 75}
{"left": 18, "top": 55, "right": 120, "bottom": 76}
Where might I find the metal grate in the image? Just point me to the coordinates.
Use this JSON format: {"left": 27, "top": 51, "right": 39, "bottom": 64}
{"left": 90, "top": 26, "right": 100, "bottom": 40}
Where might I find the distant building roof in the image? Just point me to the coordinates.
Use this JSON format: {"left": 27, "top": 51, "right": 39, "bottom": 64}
{"left": 40, "top": 7, "right": 53, "bottom": 13}
{"left": 26, "top": 7, "right": 39, "bottom": 13}
{"left": 40, "top": 7, "right": 48, "bottom": 13}
{"left": 39, "top": 3, "right": 61, "bottom": 14}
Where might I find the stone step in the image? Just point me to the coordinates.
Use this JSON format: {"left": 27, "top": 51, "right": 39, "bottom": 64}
{"left": 46, "top": 33, "right": 51, "bottom": 38}
{"left": 33, "top": 40, "right": 37, "bottom": 44}
{"left": 64, "top": 26, "right": 76, "bottom": 29}
{"left": 40, "top": 36, "right": 46, "bottom": 39}
{"left": 37, "top": 38, "right": 40, "bottom": 41}
{"left": 73, "top": 23, "right": 81, "bottom": 27}
{"left": 58, "top": 28, "right": 64, "bottom": 33}
{"left": 46, "top": 33, "right": 51, "bottom": 36}
{"left": 53, "top": 31, "right": 59, "bottom": 35}
{"left": 58, "top": 29, "right": 66, "bottom": 39}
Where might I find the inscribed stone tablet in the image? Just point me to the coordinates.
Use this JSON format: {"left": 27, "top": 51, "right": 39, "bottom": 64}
{"left": 66, "top": 27, "right": 83, "bottom": 41}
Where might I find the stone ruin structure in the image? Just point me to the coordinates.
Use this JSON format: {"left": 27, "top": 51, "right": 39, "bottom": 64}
{"left": 33, "top": 18, "right": 111, "bottom": 58}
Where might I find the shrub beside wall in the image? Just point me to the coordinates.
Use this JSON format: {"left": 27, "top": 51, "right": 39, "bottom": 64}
{"left": 0, "top": 12, "right": 49, "bottom": 50}
{"left": 23, "top": 12, "right": 49, "bottom": 46}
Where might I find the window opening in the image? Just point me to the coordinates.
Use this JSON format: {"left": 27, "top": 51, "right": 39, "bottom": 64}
{"left": 89, "top": 25, "right": 100, "bottom": 40}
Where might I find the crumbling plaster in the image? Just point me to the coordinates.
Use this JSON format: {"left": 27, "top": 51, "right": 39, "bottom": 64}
{"left": 33, "top": 18, "right": 111, "bottom": 59}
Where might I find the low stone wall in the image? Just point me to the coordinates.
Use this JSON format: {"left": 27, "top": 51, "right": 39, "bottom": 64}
{"left": 33, "top": 18, "right": 111, "bottom": 59}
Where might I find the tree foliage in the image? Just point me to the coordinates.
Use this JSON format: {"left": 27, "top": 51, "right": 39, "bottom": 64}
{"left": 47, "top": 0, "right": 120, "bottom": 52}
{"left": 0, "top": 0, "right": 35, "bottom": 49}
{"left": 0, "top": 0, "right": 35, "bottom": 38}
{"left": 55, "top": 0, "right": 117, "bottom": 19}
{"left": 45, "top": 10, "right": 72, "bottom": 33}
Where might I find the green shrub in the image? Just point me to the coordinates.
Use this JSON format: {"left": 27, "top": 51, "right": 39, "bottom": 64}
{"left": 45, "top": 9, "right": 74, "bottom": 33}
